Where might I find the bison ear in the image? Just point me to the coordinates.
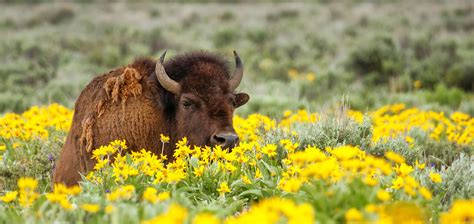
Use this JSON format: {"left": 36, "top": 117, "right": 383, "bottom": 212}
{"left": 234, "top": 93, "right": 249, "bottom": 108}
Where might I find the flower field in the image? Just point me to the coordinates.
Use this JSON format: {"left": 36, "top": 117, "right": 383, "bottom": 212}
{"left": 0, "top": 104, "right": 473, "bottom": 223}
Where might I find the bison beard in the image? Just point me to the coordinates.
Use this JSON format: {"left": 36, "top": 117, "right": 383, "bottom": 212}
{"left": 53, "top": 51, "right": 249, "bottom": 186}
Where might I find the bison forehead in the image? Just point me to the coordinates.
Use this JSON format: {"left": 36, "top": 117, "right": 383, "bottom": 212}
{"left": 180, "top": 63, "right": 231, "bottom": 95}
{"left": 209, "top": 102, "right": 234, "bottom": 119}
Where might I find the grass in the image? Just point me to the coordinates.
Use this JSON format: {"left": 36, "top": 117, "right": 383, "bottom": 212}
{"left": 0, "top": 2, "right": 473, "bottom": 115}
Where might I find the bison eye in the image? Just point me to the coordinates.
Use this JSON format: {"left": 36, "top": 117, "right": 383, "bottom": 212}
{"left": 182, "top": 101, "right": 193, "bottom": 109}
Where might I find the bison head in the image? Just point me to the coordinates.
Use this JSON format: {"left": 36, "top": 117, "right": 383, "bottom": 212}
{"left": 155, "top": 51, "right": 249, "bottom": 149}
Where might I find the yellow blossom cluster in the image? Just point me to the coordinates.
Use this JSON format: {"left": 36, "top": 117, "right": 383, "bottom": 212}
{"left": 83, "top": 133, "right": 437, "bottom": 216}
{"left": 1, "top": 177, "right": 41, "bottom": 207}
{"left": 360, "top": 202, "right": 427, "bottom": 223}
{"left": 277, "top": 144, "right": 434, "bottom": 200}
{"left": 193, "top": 213, "right": 220, "bottom": 224}
{"left": 143, "top": 204, "right": 189, "bottom": 224}
{"left": 348, "top": 199, "right": 471, "bottom": 223}
{"left": 81, "top": 203, "right": 101, "bottom": 213}
{"left": 2, "top": 103, "right": 469, "bottom": 149}
{"left": 0, "top": 190, "right": 18, "bottom": 203}
{"left": 45, "top": 183, "right": 81, "bottom": 210}
{"left": 279, "top": 109, "right": 319, "bottom": 129}
{"left": 366, "top": 104, "right": 474, "bottom": 146}
{"left": 142, "top": 187, "right": 170, "bottom": 203}
{"left": 143, "top": 197, "right": 314, "bottom": 224}
{"left": 0, "top": 104, "right": 72, "bottom": 140}
{"left": 233, "top": 114, "right": 275, "bottom": 142}
{"left": 287, "top": 68, "right": 316, "bottom": 82}
{"left": 106, "top": 185, "right": 134, "bottom": 201}
{"left": 440, "top": 199, "right": 474, "bottom": 223}
{"left": 0, "top": 103, "right": 471, "bottom": 223}
{"left": 17, "top": 177, "right": 40, "bottom": 207}
{"left": 226, "top": 197, "right": 314, "bottom": 224}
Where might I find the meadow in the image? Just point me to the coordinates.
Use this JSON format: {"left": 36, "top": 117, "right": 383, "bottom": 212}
{"left": 0, "top": 1, "right": 473, "bottom": 223}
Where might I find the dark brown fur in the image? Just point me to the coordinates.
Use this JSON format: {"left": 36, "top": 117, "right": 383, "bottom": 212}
{"left": 53, "top": 51, "right": 249, "bottom": 186}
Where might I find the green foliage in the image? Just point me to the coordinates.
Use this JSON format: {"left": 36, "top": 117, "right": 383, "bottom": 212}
{"left": 425, "top": 84, "right": 464, "bottom": 108}
{"left": 213, "top": 28, "right": 240, "bottom": 48}
{"left": 0, "top": 135, "right": 64, "bottom": 191}
{"left": 445, "top": 58, "right": 474, "bottom": 91}
{"left": 346, "top": 35, "right": 402, "bottom": 84}
{"left": 0, "top": 2, "right": 474, "bottom": 115}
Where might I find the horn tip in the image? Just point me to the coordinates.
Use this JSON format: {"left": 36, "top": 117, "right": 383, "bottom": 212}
{"left": 159, "top": 50, "right": 167, "bottom": 63}
{"left": 233, "top": 50, "right": 242, "bottom": 65}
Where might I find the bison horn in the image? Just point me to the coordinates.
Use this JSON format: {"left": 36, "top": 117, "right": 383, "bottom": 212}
{"left": 155, "top": 50, "right": 181, "bottom": 94}
{"left": 229, "top": 50, "right": 244, "bottom": 91}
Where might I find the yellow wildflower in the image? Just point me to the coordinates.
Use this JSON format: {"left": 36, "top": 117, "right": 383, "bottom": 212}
{"left": 385, "top": 151, "right": 406, "bottom": 164}
{"left": 279, "top": 178, "right": 303, "bottom": 193}
{"left": 414, "top": 80, "right": 422, "bottom": 89}
{"left": 440, "top": 199, "right": 474, "bottom": 223}
{"left": 306, "top": 72, "right": 316, "bottom": 82}
{"left": 415, "top": 160, "right": 426, "bottom": 170}
{"left": 391, "top": 176, "right": 404, "bottom": 189}
{"left": 225, "top": 162, "right": 237, "bottom": 173}
{"left": 419, "top": 187, "right": 432, "bottom": 200}
{"left": 345, "top": 208, "right": 363, "bottom": 222}
{"left": 107, "top": 185, "right": 135, "bottom": 201}
{"left": 365, "top": 204, "right": 377, "bottom": 213}
{"left": 193, "top": 213, "right": 220, "bottom": 224}
{"left": 429, "top": 171, "right": 442, "bottom": 183}
{"left": 17, "top": 177, "right": 39, "bottom": 207}
{"left": 255, "top": 168, "right": 263, "bottom": 179}
{"left": 0, "top": 191, "right": 18, "bottom": 203}
{"left": 405, "top": 136, "right": 415, "bottom": 147}
{"left": 364, "top": 176, "right": 378, "bottom": 187}
{"left": 377, "top": 189, "right": 391, "bottom": 201}
{"left": 241, "top": 175, "right": 251, "bottom": 184}
{"left": 105, "top": 205, "right": 115, "bottom": 214}
{"left": 395, "top": 163, "right": 414, "bottom": 177}
{"left": 194, "top": 166, "right": 204, "bottom": 177}
{"left": 143, "top": 187, "right": 159, "bottom": 204}
{"left": 143, "top": 204, "right": 188, "bottom": 224}
{"left": 93, "top": 158, "right": 109, "bottom": 170}
{"left": 261, "top": 144, "right": 277, "bottom": 157}
{"left": 18, "top": 177, "right": 38, "bottom": 190}
{"left": 81, "top": 203, "right": 100, "bottom": 213}
{"left": 217, "top": 182, "right": 231, "bottom": 195}
{"left": 157, "top": 192, "right": 170, "bottom": 201}
{"left": 160, "top": 134, "right": 170, "bottom": 143}
{"left": 288, "top": 68, "right": 298, "bottom": 79}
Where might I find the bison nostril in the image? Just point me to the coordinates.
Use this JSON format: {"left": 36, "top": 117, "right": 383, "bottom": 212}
{"left": 212, "top": 135, "right": 226, "bottom": 145}
{"left": 211, "top": 133, "right": 239, "bottom": 149}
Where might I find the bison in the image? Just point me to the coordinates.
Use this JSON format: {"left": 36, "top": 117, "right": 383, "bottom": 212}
{"left": 53, "top": 51, "right": 249, "bottom": 186}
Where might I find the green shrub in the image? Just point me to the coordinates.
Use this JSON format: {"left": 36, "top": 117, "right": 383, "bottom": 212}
{"left": 213, "top": 28, "right": 240, "bottom": 48}
{"left": 445, "top": 58, "right": 474, "bottom": 91}
{"left": 246, "top": 28, "right": 273, "bottom": 46}
{"left": 408, "top": 39, "right": 459, "bottom": 89}
{"left": 346, "top": 35, "right": 403, "bottom": 84}
{"left": 425, "top": 84, "right": 464, "bottom": 108}
{"left": 266, "top": 9, "right": 299, "bottom": 21}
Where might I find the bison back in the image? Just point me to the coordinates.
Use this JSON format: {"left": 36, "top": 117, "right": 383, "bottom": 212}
{"left": 54, "top": 63, "right": 166, "bottom": 186}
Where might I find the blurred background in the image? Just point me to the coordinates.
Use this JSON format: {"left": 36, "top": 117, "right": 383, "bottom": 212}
{"left": 0, "top": 1, "right": 473, "bottom": 116}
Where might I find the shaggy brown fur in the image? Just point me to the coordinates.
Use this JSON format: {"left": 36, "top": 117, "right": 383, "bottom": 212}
{"left": 53, "top": 51, "right": 249, "bottom": 186}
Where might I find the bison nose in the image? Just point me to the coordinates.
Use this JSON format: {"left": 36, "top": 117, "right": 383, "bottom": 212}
{"left": 211, "top": 133, "right": 239, "bottom": 149}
